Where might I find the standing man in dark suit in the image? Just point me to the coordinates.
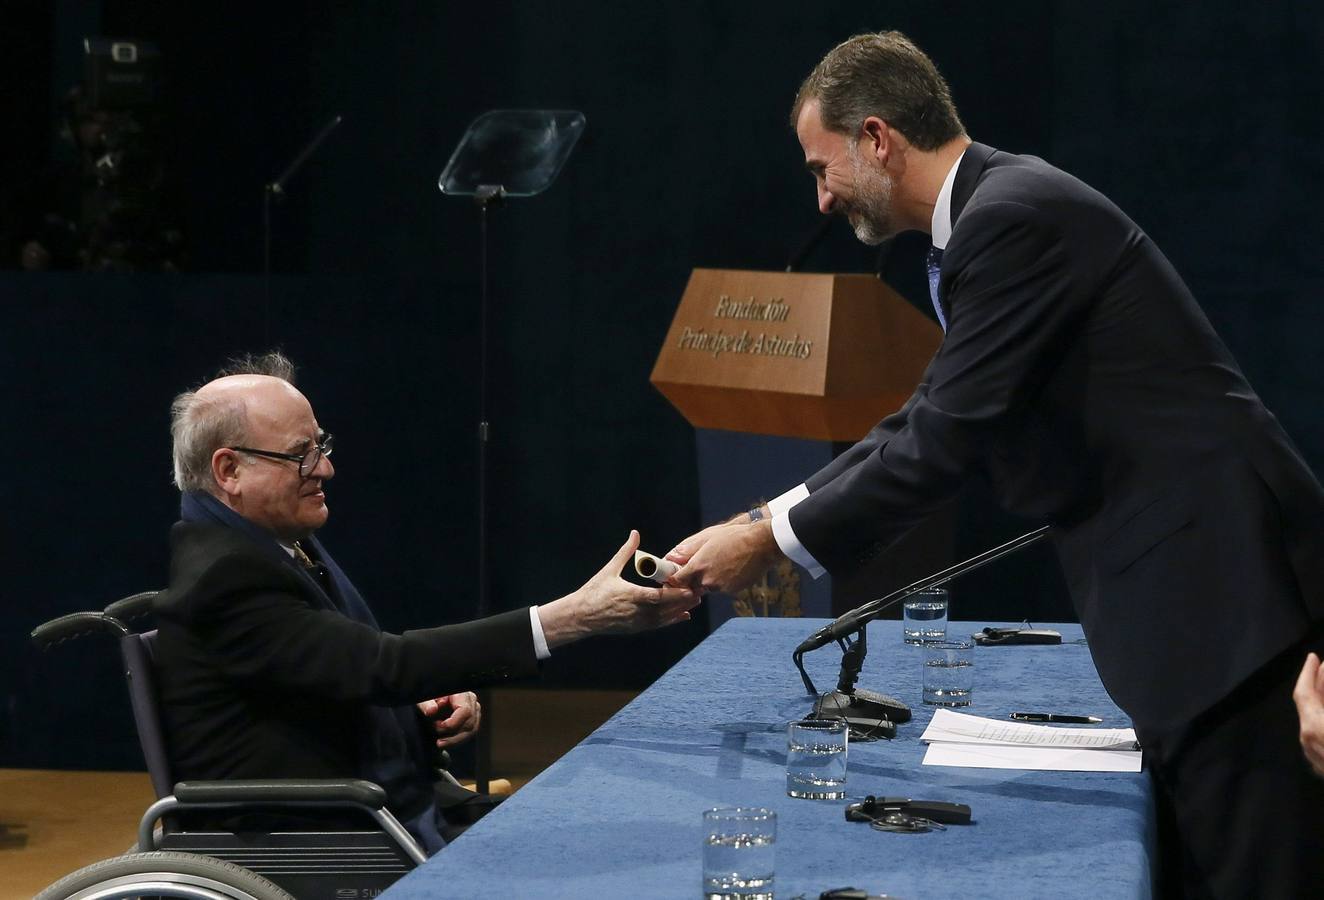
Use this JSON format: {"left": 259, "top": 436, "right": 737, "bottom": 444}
{"left": 156, "top": 351, "right": 698, "bottom": 854}
{"left": 669, "top": 31, "right": 1324, "bottom": 897}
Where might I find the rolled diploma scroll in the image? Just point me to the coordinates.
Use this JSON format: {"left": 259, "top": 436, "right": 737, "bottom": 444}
{"left": 634, "top": 549, "right": 679, "bottom": 583}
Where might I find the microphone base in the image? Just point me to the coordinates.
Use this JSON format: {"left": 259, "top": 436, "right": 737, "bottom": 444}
{"left": 812, "top": 689, "right": 911, "bottom": 741}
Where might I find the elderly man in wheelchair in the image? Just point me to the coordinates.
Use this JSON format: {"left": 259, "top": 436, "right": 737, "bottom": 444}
{"left": 31, "top": 352, "right": 699, "bottom": 899}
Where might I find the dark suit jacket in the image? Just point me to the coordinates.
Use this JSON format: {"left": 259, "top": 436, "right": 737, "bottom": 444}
{"left": 789, "top": 142, "right": 1324, "bottom": 734}
{"left": 154, "top": 521, "right": 539, "bottom": 815}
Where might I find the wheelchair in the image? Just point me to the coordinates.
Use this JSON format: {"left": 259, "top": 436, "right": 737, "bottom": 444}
{"left": 31, "top": 591, "right": 428, "bottom": 900}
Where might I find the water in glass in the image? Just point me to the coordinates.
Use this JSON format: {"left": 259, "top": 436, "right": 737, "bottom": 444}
{"left": 786, "top": 720, "right": 847, "bottom": 799}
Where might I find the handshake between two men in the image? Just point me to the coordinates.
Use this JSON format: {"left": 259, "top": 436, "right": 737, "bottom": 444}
{"left": 419, "top": 528, "right": 703, "bottom": 751}
{"left": 431, "top": 505, "right": 785, "bottom": 758}
{"left": 416, "top": 513, "right": 771, "bottom": 754}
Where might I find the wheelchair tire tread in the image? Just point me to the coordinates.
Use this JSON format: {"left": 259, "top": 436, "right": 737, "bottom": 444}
{"left": 34, "top": 849, "right": 295, "bottom": 900}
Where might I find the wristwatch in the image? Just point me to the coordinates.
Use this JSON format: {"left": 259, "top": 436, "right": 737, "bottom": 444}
{"left": 748, "top": 504, "right": 766, "bottom": 524}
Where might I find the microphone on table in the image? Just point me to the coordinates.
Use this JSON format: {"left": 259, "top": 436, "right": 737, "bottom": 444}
{"left": 793, "top": 526, "right": 1053, "bottom": 739}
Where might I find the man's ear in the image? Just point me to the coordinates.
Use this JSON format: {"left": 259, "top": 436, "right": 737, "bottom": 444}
{"left": 860, "top": 116, "right": 893, "bottom": 164}
{"left": 212, "top": 448, "right": 243, "bottom": 498}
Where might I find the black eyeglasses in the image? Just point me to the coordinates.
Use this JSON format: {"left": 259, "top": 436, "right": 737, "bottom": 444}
{"left": 231, "top": 432, "right": 333, "bottom": 478}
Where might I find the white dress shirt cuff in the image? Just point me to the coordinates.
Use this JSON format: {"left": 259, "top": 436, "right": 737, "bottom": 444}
{"left": 529, "top": 606, "right": 551, "bottom": 660}
{"left": 771, "top": 505, "right": 826, "bottom": 580}
{"left": 768, "top": 483, "right": 809, "bottom": 516}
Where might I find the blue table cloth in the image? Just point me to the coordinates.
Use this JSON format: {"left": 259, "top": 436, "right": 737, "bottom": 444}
{"left": 383, "top": 618, "right": 1154, "bottom": 899}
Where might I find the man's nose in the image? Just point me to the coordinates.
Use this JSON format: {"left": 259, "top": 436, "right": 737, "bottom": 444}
{"left": 312, "top": 453, "right": 334, "bottom": 480}
{"left": 817, "top": 182, "right": 836, "bottom": 216}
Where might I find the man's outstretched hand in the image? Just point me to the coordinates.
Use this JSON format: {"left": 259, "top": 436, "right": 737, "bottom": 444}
{"left": 666, "top": 518, "right": 781, "bottom": 595}
{"left": 538, "top": 530, "right": 702, "bottom": 649}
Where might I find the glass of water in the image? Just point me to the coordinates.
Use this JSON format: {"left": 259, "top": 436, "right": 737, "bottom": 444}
{"left": 922, "top": 640, "right": 974, "bottom": 706}
{"left": 786, "top": 717, "right": 848, "bottom": 799}
{"left": 903, "top": 587, "right": 949, "bottom": 644}
{"left": 702, "top": 807, "right": 775, "bottom": 900}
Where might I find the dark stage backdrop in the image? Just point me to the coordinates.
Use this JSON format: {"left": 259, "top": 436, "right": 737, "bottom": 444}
{"left": 2, "top": 2, "right": 1321, "bottom": 769}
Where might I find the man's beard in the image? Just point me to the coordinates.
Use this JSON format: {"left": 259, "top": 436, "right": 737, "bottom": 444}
{"left": 843, "top": 143, "right": 897, "bottom": 245}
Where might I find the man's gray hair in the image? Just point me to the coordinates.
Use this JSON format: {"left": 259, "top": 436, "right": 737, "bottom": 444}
{"left": 791, "top": 31, "right": 965, "bottom": 150}
{"left": 170, "top": 351, "right": 297, "bottom": 492}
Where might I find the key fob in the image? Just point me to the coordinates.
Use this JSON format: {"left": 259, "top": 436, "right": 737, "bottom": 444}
{"left": 873, "top": 797, "right": 972, "bottom": 825}
{"left": 973, "top": 627, "right": 1061, "bottom": 646}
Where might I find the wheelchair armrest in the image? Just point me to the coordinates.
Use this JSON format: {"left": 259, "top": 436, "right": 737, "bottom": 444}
{"left": 141, "top": 778, "right": 428, "bottom": 865}
{"left": 174, "top": 778, "right": 388, "bottom": 809}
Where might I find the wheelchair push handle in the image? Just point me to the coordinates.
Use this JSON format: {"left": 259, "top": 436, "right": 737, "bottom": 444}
{"left": 102, "top": 590, "right": 159, "bottom": 625}
{"left": 30, "top": 611, "right": 130, "bottom": 648}
{"left": 31, "top": 590, "right": 160, "bottom": 650}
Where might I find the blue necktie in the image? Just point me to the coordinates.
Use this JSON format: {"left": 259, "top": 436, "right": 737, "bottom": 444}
{"left": 926, "top": 245, "right": 946, "bottom": 332}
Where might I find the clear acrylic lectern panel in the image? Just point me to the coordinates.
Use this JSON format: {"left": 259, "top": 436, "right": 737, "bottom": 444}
{"left": 438, "top": 109, "right": 586, "bottom": 197}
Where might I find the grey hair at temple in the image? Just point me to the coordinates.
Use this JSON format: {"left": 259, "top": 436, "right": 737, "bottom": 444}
{"left": 170, "top": 351, "right": 297, "bottom": 492}
{"left": 790, "top": 31, "right": 966, "bottom": 151}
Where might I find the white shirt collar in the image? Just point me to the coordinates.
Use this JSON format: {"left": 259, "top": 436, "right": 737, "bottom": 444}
{"left": 930, "top": 148, "right": 967, "bottom": 250}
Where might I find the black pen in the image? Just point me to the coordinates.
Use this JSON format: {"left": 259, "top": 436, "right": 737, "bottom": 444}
{"left": 1010, "top": 712, "right": 1102, "bottom": 724}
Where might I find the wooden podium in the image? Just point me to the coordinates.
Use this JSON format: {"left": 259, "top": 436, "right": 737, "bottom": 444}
{"left": 650, "top": 268, "right": 941, "bottom": 441}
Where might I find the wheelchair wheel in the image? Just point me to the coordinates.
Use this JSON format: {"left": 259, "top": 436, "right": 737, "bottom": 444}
{"left": 35, "top": 850, "right": 294, "bottom": 900}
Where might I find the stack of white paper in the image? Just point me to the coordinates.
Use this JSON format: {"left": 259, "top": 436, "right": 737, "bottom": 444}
{"left": 919, "top": 709, "right": 1143, "bottom": 772}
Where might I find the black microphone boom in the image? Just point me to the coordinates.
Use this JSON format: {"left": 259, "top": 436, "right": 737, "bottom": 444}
{"left": 262, "top": 114, "right": 344, "bottom": 344}
{"left": 269, "top": 114, "right": 344, "bottom": 198}
{"left": 796, "top": 525, "right": 1052, "bottom": 655}
{"left": 792, "top": 525, "right": 1053, "bottom": 740}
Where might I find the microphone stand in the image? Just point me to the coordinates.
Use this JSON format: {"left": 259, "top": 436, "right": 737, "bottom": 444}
{"left": 472, "top": 184, "right": 503, "bottom": 622}
{"left": 795, "top": 526, "right": 1052, "bottom": 737}
{"left": 873, "top": 235, "right": 896, "bottom": 282}
{"left": 262, "top": 114, "right": 343, "bottom": 343}
{"left": 467, "top": 183, "right": 505, "bottom": 793}
{"left": 784, "top": 217, "right": 834, "bottom": 272}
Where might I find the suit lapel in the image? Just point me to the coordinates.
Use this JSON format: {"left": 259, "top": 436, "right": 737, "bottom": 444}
{"left": 289, "top": 558, "right": 341, "bottom": 613}
{"left": 931, "top": 142, "right": 998, "bottom": 331}
{"left": 305, "top": 534, "right": 380, "bottom": 628}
